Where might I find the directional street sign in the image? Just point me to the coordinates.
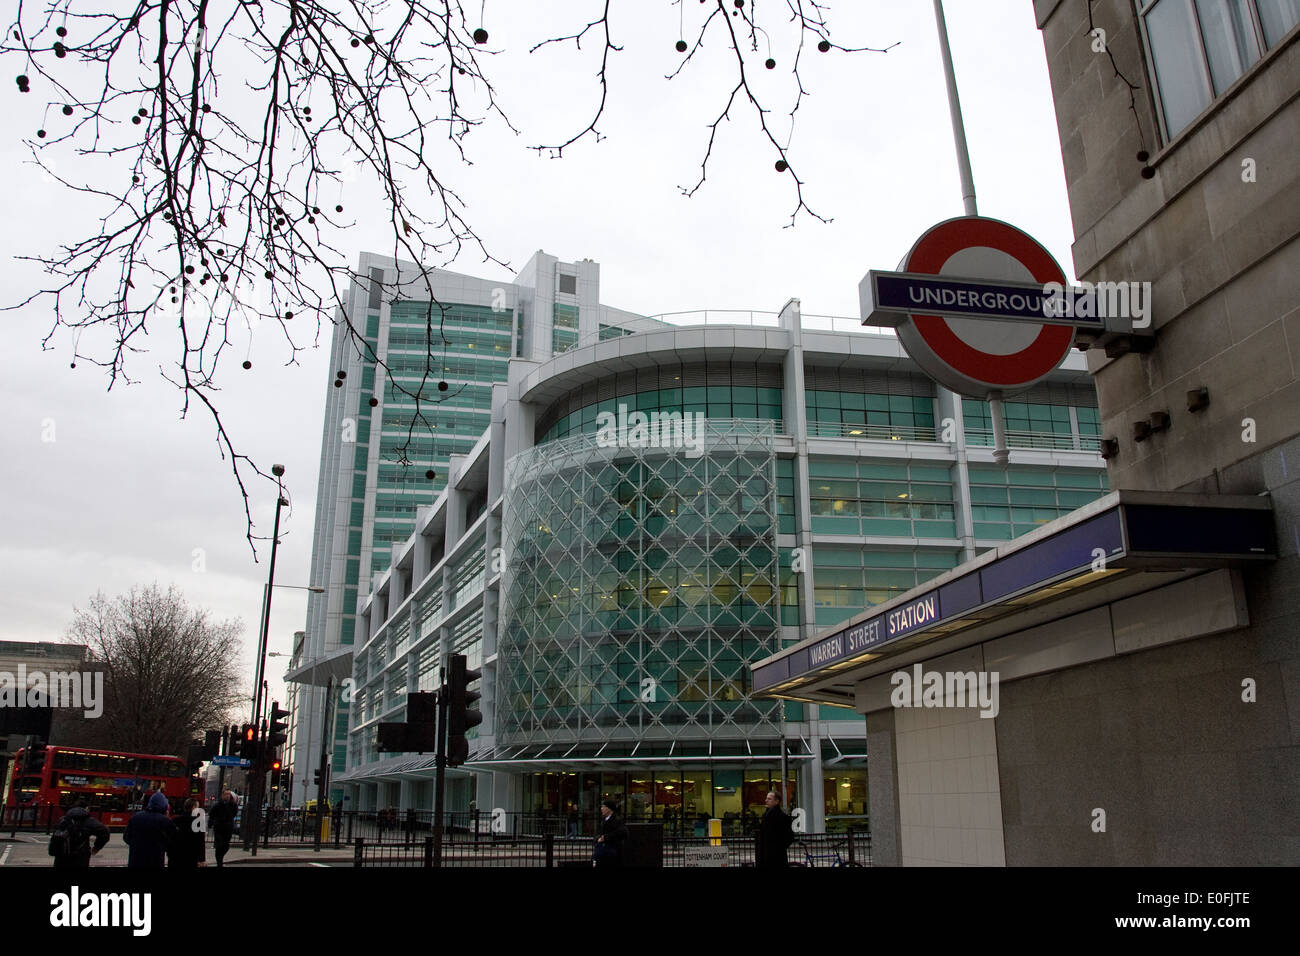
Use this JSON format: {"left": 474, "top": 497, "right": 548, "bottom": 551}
{"left": 212, "top": 755, "right": 251, "bottom": 768}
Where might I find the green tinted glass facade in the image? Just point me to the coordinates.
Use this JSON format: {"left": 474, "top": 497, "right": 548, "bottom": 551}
{"left": 968, "top": 464, "right": 1110, "bottom": 540}
{"left": 963, "top": 397, "right": 1100, "bottom": 450}
{"left": 806, "top": 390, "right": 936, "bottom": 440}
{"left": 812, "top": 547, "right": 960, "bottom": 627}
{"left": 333, "top": 312, "right": 384, "bottom": 650}
{"left": 500, "top": 422, "right": 782, "bottom": 745}
{"left": 807, "top": 459, "right": 957, "bottom": 538}
{"left": 373, "top": 300, "right": 512, "bottom": 567}
{"left": 552, "top": 302, "right": 580, "bottom": 355}
{"left": 537, "top": 374, "right": 784, "bottom": 444}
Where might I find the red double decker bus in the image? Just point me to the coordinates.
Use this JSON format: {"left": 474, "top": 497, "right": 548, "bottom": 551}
{"left": 4, "top": 744, "right": 193, "bottom": 828}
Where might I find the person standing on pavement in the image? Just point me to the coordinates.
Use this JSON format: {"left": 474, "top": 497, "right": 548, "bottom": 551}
{"left": 168, "top": 798, "right": 207, "bottom": 868}
{"left": 123, "top": 791, "right": 177, "bottom": 869}
{"left": 209, "top": 790, "right": 237, "bottom": 868}
{"left": 48, "top": 799, "right": 110, "bottom": 869}
{"left": 593, "top": 799, "right": 629, "bottom": 868}
{"left": 756, "top": 790, "right": 794, "bottom": 867}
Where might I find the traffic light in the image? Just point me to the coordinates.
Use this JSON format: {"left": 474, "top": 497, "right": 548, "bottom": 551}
{"left": 270, "top": 759, "right": 282, "bottom": 790}
{"left": 24, "top": 739, "right": 47, "bottom": 773}
{"left": 313, "top": 767, "right": 326, "bottom": 789}
{"left": 377, "top": 692, "right": 437, "bottom": 754}
{"left": 239, "top": 723, "right": 257, "bottom": 761}
{"left": 377, "top": 722, "right": 413, "bottom": 753}
{"left": 227, "top": 723, "right": 242, "bottom": 756}
{"left": 267, "top": 702, "right": 290, "bottom": 750}
{"left": 446, "top": 654, "right": 482, "bottom": 766}
{"left": 203, "top": 729, "right": 221, "bottom": 760}
{"left": 186, "top": 741, "right": 206, "bottom": 774}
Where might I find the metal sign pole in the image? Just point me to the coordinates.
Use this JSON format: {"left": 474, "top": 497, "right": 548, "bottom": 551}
{"left": 933, "top": 0, "right": 1010, "bottom": 464}
{"left": 432, "top": 669, "right": 447, "bottom": 867}
{"left": 933, "top": 0, "right": 978, "bottom": 219}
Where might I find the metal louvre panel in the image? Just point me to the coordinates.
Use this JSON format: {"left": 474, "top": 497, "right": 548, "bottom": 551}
{"left": 1014, "top": 382, "right": 1098, "bottom": 407}
{"left": 804, "top": 366, "right": 935, "bottom": 398}
{"left": 680, "top": 365, "right": 710, "bottom": 388}
{"left": 541, "top": 363, "right": 785, "bottom": 427}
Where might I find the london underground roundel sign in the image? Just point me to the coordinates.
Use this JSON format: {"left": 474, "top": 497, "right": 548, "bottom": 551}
{"left": 859, "top": 216, "right": 1073, "bottom": 399}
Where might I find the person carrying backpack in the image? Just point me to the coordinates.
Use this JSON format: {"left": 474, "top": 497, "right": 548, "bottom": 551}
{"left": 49, "top": 800, "right": 110, "bottom": 869}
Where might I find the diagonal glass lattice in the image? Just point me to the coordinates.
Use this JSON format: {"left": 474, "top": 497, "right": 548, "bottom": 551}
{"left": 500, "top": 420, "right": 783, "bottom": 746}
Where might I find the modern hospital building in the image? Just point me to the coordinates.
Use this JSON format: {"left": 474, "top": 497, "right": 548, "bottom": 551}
{"left": 286, "top": 250, "right": 1108, "bottom": 834}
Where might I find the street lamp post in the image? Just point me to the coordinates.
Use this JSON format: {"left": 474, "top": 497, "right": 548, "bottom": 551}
{"left": 267, "top": 651, "right": 293, "bottom": 810}
{"left": 251, "top": 465, "right": 289, "bottom": 729}
{"left": 246, "top": 464, "right": 288, "bottom": 856}
{"left": 253, "top": 588, "right": 322, "bottom": 721}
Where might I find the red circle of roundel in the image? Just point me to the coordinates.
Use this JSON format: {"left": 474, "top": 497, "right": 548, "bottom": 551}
{"left": 906, "top": 217, "right": 1070, "bottom": 388}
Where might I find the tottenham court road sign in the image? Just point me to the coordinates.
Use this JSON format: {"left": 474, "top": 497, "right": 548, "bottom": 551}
{"left": 860, "top": 216, "right": 1099, "bottom": 399}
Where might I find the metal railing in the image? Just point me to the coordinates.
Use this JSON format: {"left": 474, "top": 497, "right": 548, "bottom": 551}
{"left": 965, "top": 428, "right": 1101, "bottom": 453}
{"left": 352, "top": 829, "right": 870, "bottom": 867}
{"left": 550, "top": 310, "right": 897, "bottom": 359}
{"left": 4, "top": 804, "right": 60, "bottom": 833}
{"left": 805, "top": 422, "right": 1101, "bottom": 451}
{"left": 807, "top": 421, "right": 938, "bottom": 442}
{"left": 247, "top": 808, "right": 767, "bottom": 846}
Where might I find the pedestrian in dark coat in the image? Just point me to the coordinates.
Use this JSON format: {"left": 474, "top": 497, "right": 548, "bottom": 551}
{"left": 756, "top": 790, "right": 794, "bottom": 867}
{"left": 209, "top": 790, "right": 237, "bottom": 867}
{"left": 169, "top": 798, "right": 207, "bottom": 868}
{"left": 49, "top": 801, "right": 110, "bottom": 869}
{"left": 593, "top": 799, "right": 629, "bottom": 868}
{"left": 124, "top": 791, "right": 178, "bottom": 869}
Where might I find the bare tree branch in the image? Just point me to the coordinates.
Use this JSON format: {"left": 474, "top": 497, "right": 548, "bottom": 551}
{"left": 64, "top": 582, "right": 244, "bottom": 756}
{"left": 3, "top": 0, "right": 896, "bottom": 550}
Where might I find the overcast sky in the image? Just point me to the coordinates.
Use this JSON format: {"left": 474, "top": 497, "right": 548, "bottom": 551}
{"left": 0, "top": 1, "right": 1078, "bottom": 716}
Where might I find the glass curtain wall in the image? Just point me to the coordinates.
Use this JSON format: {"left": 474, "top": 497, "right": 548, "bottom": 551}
{"left": 522, "top": 767, "right": 802, "bottom": 836}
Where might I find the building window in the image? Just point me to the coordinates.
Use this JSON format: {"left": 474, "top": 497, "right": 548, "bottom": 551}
{"left": 1141, "top": 0, "right": 1299, "bottom": 140}
{"left": 805, "top": 390, "right": 936, "bottom": 441}
{"left": 558, "top": 273, "right": 578, "bottom": 296}
{"left": 968, "top": 465, "right": 1110, "bottom": 541}
{"left": 552, "top": 302, "right": 580, "bottom": 355}
{"left": 536, "top": 374, "right": 784, "bottom": 444}
{"left": 806, "top": 460, "right": 957, "bottom": 540}
{"left": 962, "top": 398, "right": 1099, "bottom": 452}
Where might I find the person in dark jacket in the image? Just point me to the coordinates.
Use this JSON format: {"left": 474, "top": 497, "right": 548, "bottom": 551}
{"left": 168, "top": 798, "right": 206, "bottom": 868}
{"left": 50, "top": 800, "right": 110, "bottom": 869}
{"left": 124, "top": 791, "right": 177, "bottom": 869}
{"left": 594, "top": 799, "right": 629, "bottom": 868}
{"left": 756, "top": 790, "right": 794, "bottom": 867}
{"left": 209, "top": 790, "right": 237, "bottom": 867}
